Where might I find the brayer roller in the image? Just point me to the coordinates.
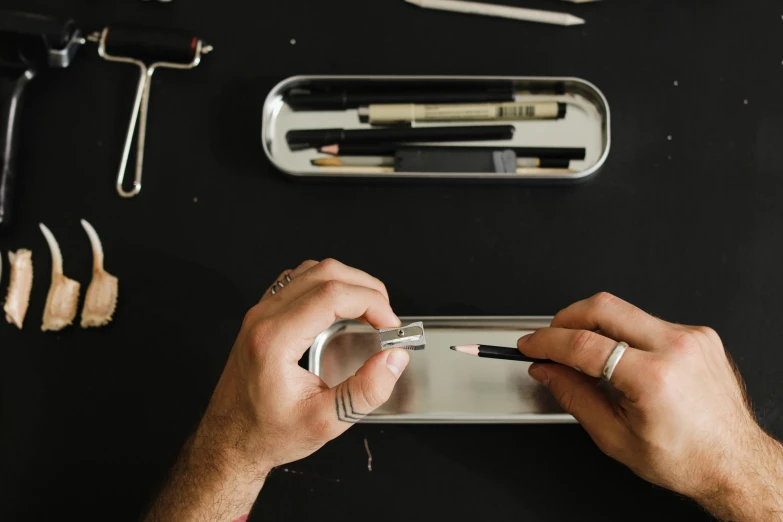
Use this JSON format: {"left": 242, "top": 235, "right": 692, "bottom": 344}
{"left": 0, "top": 11, "right": 84, "bottom": 228}
{"left": 87, "top": 26, "right": 212, "bottom": 198}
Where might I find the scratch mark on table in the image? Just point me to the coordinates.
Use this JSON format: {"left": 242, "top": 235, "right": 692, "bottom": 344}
{"left": 279, "top": 467, "right": 341, "bottom": 483}
{"left": 364, "top": 437, "right": 373, "bottom": 472}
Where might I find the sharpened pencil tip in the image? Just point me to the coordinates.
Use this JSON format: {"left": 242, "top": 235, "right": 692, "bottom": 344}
{"left": 451, "top": 344, "right": 480, "bottom": 356}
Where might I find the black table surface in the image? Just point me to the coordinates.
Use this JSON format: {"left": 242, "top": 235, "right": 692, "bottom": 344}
{"left": 1, "top": 0, "right": 782, "bottom": 520}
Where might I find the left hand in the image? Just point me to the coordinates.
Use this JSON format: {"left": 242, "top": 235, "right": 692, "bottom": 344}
{"left": 202, "top": 259, "right": 410, "bottom": 475}
{"left": 144, "top": 259, "right": 410, "bottom": 522}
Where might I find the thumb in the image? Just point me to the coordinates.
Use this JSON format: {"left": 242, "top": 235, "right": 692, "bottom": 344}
{"left": 331, "top": 349, "right": 409, "bottom": 425}
{"left": 529, "top": 363, "right": 623, "bottom": 442}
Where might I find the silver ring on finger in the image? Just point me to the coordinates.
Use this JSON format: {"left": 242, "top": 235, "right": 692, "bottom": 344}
{"left": 284, "top": 273, "right": 292, "bottom": 283}
{"left": 602, "top": 342, "right": 629, "bottom": 382}
{"left": 270, "top": 286, "right": 278, "bottom": 295}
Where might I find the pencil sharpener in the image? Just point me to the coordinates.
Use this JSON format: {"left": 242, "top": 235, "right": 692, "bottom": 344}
{"left": 379, "top": 321, "right": 426, "bottom": 351}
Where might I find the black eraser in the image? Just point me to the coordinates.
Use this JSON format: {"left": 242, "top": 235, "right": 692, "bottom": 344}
{"left": 396, "top": 148, "right": 498, "bottom": 173}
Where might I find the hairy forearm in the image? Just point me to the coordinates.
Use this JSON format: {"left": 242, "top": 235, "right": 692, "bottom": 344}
{"left": 698, "top": 429, "right": 783, "bottom": 522}
{"left": 143, "top": 413, "right": 268, "bottom": 522}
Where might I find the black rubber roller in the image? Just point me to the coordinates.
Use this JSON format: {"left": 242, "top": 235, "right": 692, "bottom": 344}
{"left": 104, "top": 26, "right": 198, "bottom": 64}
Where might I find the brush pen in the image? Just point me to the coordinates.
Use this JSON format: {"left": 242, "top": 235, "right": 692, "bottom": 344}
{"left": 320, "top": 144, "right": 586, "bottom": 161}
{"left": 285, "top": 87, "right": 515, "bottom": 111}
{"left": 451, "top": 345, "right": 553, "bottom": 363}
{"left": 287, "top": 125, "right": 516, "bottom": 150}
{"left": 287, "top": 80, "right": 515, "bottom": 94}
{"left": 359, "top": 102, "right": 566, "bottom": 125}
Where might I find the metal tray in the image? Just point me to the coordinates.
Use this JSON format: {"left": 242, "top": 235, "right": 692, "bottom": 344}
{"left": 308, "top": 317, "right": 575, "bottom": 424}
{"left": 262, "top": 75, "right": 610, "bottom": 183}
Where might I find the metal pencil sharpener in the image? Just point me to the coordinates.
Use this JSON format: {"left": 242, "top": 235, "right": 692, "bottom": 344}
{"left": 379, "top": 321, "right": 426, "bottom": 351}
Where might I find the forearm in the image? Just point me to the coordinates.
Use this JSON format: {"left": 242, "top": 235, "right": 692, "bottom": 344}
{"left": 143, "top": 414, "right": 268, "bottom": 522}
{"left": 698, "top": 430, "right": 783, "bottom": 522}
{"left": 140, "top": 260, "right": 409, "bottom": 521}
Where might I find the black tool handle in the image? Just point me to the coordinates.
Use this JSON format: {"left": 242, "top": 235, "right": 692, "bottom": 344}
{"left": 0, "top": 69, "right": 35, "bottom": 229}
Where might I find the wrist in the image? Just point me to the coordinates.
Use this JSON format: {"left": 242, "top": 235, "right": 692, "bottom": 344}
{"left": 696, "top": 427, "right": 783, "bottom": 521}
{"left": 198, "top": 370, "right": 275, "bottom": 483}
{"left": 143, "top": 417, "right": 269, "bottom": 522}
{"left": 193, "top": 410, "right": 273, "bottom": 486}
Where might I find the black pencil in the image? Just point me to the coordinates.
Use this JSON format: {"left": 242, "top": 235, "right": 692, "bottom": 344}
{"left": 287, "top": 125, "right": 516, "bottom": 150}
{"left": 450, "top": 344, "right": 552, "bottom": 363}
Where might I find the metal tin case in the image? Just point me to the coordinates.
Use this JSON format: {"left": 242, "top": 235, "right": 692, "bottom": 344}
{"left": 308, "top": 317, "right": 576, "bottom": 424}
{"left": 262, "top": 75, "right": 610, "bottom": 182}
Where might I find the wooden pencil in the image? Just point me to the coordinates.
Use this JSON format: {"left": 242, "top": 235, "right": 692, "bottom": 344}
{"left": 315, "top": 166, "right": 577, "bottom": 175}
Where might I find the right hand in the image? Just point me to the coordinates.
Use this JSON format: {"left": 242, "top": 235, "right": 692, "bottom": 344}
{"left": 518, "top": 293, "right": 783, "bottom": 521}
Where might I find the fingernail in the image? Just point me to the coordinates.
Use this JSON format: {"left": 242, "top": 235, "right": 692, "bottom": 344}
{"left": 385, "top": 349, "right": 409, "bottom": 379}
{"left": 528, "top": 364, "right": 550, "bottom": 387}
{"left": 517, "top": 333, "right": 533, "bottom": 346}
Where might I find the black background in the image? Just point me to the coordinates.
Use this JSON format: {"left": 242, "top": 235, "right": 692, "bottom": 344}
{"left": 1, "top": 0, "right": 782, "bottom": 520}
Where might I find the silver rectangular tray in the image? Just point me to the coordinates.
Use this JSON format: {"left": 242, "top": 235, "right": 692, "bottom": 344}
{"left": 308, "top": 317, "right": 575, "bottom": 424}
{"left": 262, "top": 75, "right": 610, "bottom": 183}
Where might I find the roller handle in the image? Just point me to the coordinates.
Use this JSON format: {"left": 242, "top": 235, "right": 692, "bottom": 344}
{"left": 104, "top": 26, "right": 198, "bottom": 64}
{"left": 0, "top": 69, "right": 33, "bottom": 229}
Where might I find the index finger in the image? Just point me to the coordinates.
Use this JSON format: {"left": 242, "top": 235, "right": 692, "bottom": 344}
{"left": 264, "top": 259, "right": 391, "bottom": 310}
{"left": 272, "top": 281, "right": 401, "bottom": 361}
{"left": 518, "top": 327, "right": 647, "bottom": 398}
{"left": 553, "top": 293, "right": 673, "bottom": 351}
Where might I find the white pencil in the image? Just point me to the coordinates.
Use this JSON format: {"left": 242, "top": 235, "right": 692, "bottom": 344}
{"left": 404, "top": 0, "right": 585, "bottom": 27}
